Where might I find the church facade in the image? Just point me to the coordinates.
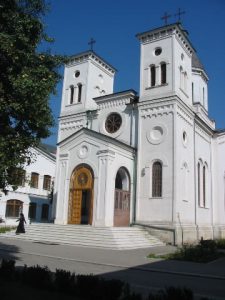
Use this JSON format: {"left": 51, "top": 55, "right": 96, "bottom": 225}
{"left": 53, "top": 23, "right": 225, "bottom": 244}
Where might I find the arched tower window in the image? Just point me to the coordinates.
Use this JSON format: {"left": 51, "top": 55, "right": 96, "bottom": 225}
{"left": 150, "top": 65, "right": 156, "bottom": 87}
{"left": 77, "top": 83, "right": 82, "bottom": 103}
{"left": 152, "top": 161, "right": 162, "bottom": 197}
{"left": 70, "top": 85, "right": 74, "bottom": 104}
{"left": 161, "top": 62, "right": 166, "bottom": 84}
{"left": 203, "top": 165, "right": 206, "bottom": 207}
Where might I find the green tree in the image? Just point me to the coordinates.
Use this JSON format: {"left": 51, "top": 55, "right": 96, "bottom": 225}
{"left": 0, "top": 0, "right": 66, "bottom": 191}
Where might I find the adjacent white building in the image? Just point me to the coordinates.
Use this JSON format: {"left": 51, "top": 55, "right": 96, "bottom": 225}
{"left": 0, "top": 145, "right": 56, "bottom": 225}
{"left": 53, "top": 22, "right": 225, "bottom": 244}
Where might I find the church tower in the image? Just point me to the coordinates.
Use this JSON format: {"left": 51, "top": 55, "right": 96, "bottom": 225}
{"left": 137, "top": 23, "right": 194, "bottom": 106}
{"left": 58, "top": 51, "right": 116, "bottom": 143}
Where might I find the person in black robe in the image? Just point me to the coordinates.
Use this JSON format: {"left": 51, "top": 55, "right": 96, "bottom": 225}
{"left": 16, "top": 213, "right": 26, "bottom": 234}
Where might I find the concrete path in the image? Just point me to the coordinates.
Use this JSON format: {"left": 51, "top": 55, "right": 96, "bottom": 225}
{"left": 0, "top": 236, "right": 225, "bottom": 299}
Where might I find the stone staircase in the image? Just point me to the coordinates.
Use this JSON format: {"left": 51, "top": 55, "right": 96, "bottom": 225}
{"left": 1, "top": 223, "right": 164, "bottom": 250}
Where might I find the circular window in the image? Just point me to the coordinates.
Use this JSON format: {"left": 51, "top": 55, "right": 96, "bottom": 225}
{"left": 155, "top": 47, "right": 162, "bottom": 56}
{"left": 75, "top": 71, "right": 80, "bottom": 78}
{"left": 105, "top": 113, "right": 122, "bottom": 133}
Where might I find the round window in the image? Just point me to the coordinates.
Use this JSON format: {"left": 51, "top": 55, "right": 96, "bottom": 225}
{"left": 155, "top": 47, "right": 162, "bottom": 56}
{"left": 75, "top": 71, "right": 80, "bottom": 78}
{"left": 105, "top": 113, "right": 122, "bottom": 133}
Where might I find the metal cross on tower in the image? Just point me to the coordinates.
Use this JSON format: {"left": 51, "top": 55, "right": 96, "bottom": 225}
{"left": 161, "top": 12, "right": 171, "bottom": 25}
{"left": 175, "top": 8, "right": 185, "bottom": 22}
{"left": 88, "top": 38, "right": 96, "bottom": 51}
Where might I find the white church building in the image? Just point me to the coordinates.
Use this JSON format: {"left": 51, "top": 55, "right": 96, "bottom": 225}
{"left": 53, "top": 22, "right": 225, "bottom": 244}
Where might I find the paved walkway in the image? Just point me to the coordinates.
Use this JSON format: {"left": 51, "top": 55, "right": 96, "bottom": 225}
{"left": 0, "top": 236, "right": 225, "bottom": 299}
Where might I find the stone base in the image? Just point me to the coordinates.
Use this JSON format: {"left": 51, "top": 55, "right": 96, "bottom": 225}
{"left": 134, "top": 222, "right": 225, "bottom": 245}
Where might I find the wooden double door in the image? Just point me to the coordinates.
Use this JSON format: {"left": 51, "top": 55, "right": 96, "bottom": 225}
{"left": 68, "top": 166, "right": 93, "bottom": 225}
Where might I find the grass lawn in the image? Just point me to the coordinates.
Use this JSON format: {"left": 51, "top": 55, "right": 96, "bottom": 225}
{"left": 148, "top": 241, "right": 225, "bottom": 263}
{"left": 0, "top": 226, "right": 16, "bottom": 234}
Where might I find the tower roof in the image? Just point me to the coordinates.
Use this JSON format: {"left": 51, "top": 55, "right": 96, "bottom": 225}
{"left": 136, "top": 22, "right": 195, "bottom": 54}
{"left": 67, "top": 50, "right": 117, "bottom": 74}
{"left": 192, "top": 51, "right": 205, "bottom": 71}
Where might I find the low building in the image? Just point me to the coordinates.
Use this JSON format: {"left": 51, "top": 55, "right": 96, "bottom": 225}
{"left": 0, "top": 144, "right": 56, "bottom": 225}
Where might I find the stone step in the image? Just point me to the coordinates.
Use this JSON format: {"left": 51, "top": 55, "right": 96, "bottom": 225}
{"left": 1, "top": 223, "right": 164, "bottom": 250}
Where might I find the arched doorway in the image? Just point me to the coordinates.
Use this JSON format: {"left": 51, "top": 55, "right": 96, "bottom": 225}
{"left": 68, "top": 165, "right": 94, "bottom": 225}
{"left": 114, "top": 167, "right": 130, "bottom": 227}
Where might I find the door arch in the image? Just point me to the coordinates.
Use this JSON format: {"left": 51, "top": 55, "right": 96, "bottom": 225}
{"left": 68, "top": 165, "right": 94, "bottom": 225}
{"left": 114, "top": 167, "right": 130, "bottom": 227}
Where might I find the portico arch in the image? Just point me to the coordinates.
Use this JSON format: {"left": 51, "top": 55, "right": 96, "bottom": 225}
{"left": 68, "top": 164, "right": 94, "bottom": 225}
{"left": 114, "top": 167, "right": 130, "bottom": 227}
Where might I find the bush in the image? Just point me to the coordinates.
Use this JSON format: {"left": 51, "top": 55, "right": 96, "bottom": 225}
{"left": 54, "top": 269, "right": 76, "bottom": 294}
{"left": 22, "top": 265, "right": 52, "bottom": 290}
{"left": 0, "top": 259, "right": 15, "bottom": 280}
{"left": 216, "top": 239, "right": 225, "bottom": 249}
{"left": 148, "top": 286, "right": 193, "bottom": 300}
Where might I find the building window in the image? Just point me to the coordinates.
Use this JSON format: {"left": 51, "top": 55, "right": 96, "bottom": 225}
{"left": 10, "top": 168, "right": 26, "bottom": 187}
{"left": 5, "top": 200, "right": 23, "bottom": 218}
{"left": 70, "top": 85, "right": 74, "bottom": 104}
{"left": 203, "top": 87, "right": 205, "bottom": 106}
{"left": 77, "top": 83, "right": 82, "bottom": 103}
{"left": 161, "top": 62, "right": 166, "bottom": 84}
{"left": 203, "top": 166, "right": 206, "bottom": 207}
{"left": 192, "top": 82, "right": 194, "bottom": 102}
{"left": 28, "top": 203, "right": 37, "bottom": 220}
{"left": 105, "top": 113, "right": 122, "bottom": 134}
{"left": 198, "top": 162, "right": 201, "bottom": 206}
{"left": 30, "top": 172, "right": 39, "bottom": 188}
{"left": 41, "top": 204, "right": 49, "bottom": 220}
{"left": 150, "top": 65, "right": 156, "bottom": 87}
{"left": 43, "top": 175, "right": 51, "bottom": 191}
{"left": 152, "top": 162, "right": 162, "bottom": 197}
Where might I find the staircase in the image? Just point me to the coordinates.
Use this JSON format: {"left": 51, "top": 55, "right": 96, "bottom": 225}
{"left": 1, "top": 224, "right": 164, "bottom": 250}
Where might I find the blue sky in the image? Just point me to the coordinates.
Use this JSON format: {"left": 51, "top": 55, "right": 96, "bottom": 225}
{"left": 42, "top": 0, "right": 225, "bottom": 145}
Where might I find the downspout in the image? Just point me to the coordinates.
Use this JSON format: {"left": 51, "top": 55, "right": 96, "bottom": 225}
{"left": 130, "top": 99, "right": 137, "bottom": 224}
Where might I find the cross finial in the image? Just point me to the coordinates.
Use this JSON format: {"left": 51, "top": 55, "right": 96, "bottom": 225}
{"left": 175, "top": 8, "right": 185, "bottom": 22}
{"left": 161, "top": 12, "right": 171, "bottom": 25}
{"left": 88, "top": 38, "right": 96, "bottom": 51}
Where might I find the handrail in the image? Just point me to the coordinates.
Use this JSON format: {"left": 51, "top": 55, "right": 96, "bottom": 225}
{"left": 132, "top": 222, "right": 176, "bottom": 245}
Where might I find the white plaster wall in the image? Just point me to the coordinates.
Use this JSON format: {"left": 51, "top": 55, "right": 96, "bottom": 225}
{"left": 173, "top": 36, "right": 192, "bottom": 106}
{"left": 212, "top": 134, "right": 225, "bottom": 225}
{"left": 54, "top": 131, "right": 134, "bottom": 226}
{"left": 192, "top": 73, "right": 208, "bottom": 110}
{"left": 136, "top": 104, "right": 174, "bottom": 223}
{"left": 175, "top": 108, "right": 195, "bottom": 224}
{"left": 92, "top": 104, "right": 136, "bottom": 147}
{"left": 139, "top": 37, "right": 173, "bottom": 99}
{"left": 195, "top": 126, "right": 212, "bottom": 225}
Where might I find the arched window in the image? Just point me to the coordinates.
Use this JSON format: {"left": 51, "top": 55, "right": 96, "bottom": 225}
{"left": 77, "top": 83, "right": 82, "bottom": 103}
{"left": 152, "top": 162, "right": 162, "bottom": 197}
{"left": 30, "top": 172, "right": 39, "bottom": 188}
{"left": 28, "top": 203, "right": 37, "bottom": 220}
{"left": 198, "top": 162, "right": 201, "bottom": 206}
{"left": 43, "top": 175, "right": 51, "bottom": 191}
{"left": 70, "top": 85, "right": 74, "bottom": 104}
{"left": 161, "top": 62, "right": 166, "bottom": 84}
{"left": 150, "top": 65, "right": 156, "bottom": 87}
{"left": 203, "top": 165, "right": 206, "bottom": 207}
{"left": 5, "top": 200, "right": 23, "bottom": 218}
{"left": 41, "top": 204, "right": 49, "bottom": 220}
{"left": 192, "top": 82, "right": 194, "bottom": 102}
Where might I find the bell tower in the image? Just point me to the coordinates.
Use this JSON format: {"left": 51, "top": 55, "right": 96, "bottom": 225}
{"left": 137, "top": 23, "right": 194, "bottom": 105}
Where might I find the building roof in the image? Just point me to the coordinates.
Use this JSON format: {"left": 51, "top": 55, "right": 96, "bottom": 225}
{"left": 192, "top": 51, "right": 205, "bottom": 71}
{"left": 67, "top": 50, "right": 117, "bottom": 74}
{"left": 38, "top": 143, "right": 57, "bottom": 159}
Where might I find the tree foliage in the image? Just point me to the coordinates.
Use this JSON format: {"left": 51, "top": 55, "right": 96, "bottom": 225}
{"left": 0, "top": 0, "right": 66, "bottom": 190}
